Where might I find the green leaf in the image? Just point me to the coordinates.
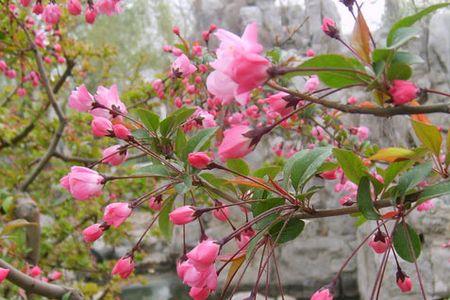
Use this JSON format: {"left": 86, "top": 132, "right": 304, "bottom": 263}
{"left": 136, "top": 109, "right": 160, "bottom": 132}
{"left": 289, "top": 54, "right": 369, "bottom": 88}
{"left": 395, "top": 162, "right": 433, "bottom": 199}
{"left": 159, "top": 195, "right": 175, "bottom": 240}
{"left": 251, "top": 198, "right": 285, "bottom": 230}
{"left": 175, "top": 128, "right": 187, "bottom": 159}
{"left": 356, "top": 177, "right": 380, "bottom": 220}
{"left": 387, "top": 3, "right": 450, "bottom": 46}
{"left": 416, "top": 180, "right": 450, "bottom": 205}
{"left": 333, "top": 148, "right": 368, "bottom": 184}
{"left": 393, "top": 221, "right": 421, "bottom": 263}
{"left": 387, "top": 62, "right": 412, "bottom": 80}
{"left": 136, "top": 163, "right": 171, "bottom": 177}
{"left": 412, "top": 120, "right": 442, "bottom": 156}
{"left": 253, "top": 166, "right": 281, "bottom": 179}
{"left": 387, "top": 27, "right": 421, "bottom": 49}
{"left": 288, "top": 147, "right": 332, "bottom": 191}
{"left": 269, "top": 217, "right": 305, "bottom": 244}
{"left": 383, "top": 160, "right": 414, "bottom": 187}
{"left": 226, "top": 159, "right": 250, "bottom": 176}
{"left": 183, "top": 127, "right": 218, "bottom": 160}
{"left": 393, "top": 52, "right": 424, "bottom": 65}
{"left": 159, "top": 107, "right": 196, "bottom": 137}
{"left": 1, "top": 219, "right": 37, "bottom": 235}
{"left": 266, "top": 47, "right": 281, "bottom": 63}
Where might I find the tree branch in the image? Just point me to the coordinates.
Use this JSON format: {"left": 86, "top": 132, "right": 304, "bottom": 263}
{"left": 0, "top": 259, "right": 83, "bottom": 300}
{"left": 267, "top": 80, "right": 450, "bottom": 117}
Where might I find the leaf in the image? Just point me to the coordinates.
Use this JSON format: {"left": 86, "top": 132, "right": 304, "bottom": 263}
{"left": 289, "top": 147, "right": 332, "bottom": 191}
{"left": 416, "top": 180, "right": 450, "bottom": 205}
{"left": 289, "top": 54, "right": 369, "bottom": 88}
{"left": 387, "top": 27, "right": 421, "bottom": 49}
{"left": 159, "top": 195, "right": 175, "bottom": 240}
{"left": 351, "top": 11, "right": 372, "bottom": 64}
{"left": 174, "top": 128, "right": 187, "bottom": 159}
{"left": 333, "top": 148, "right": 368, "bottom": 184}
{"left": 253, "top": 166, "right": 281, "bottom": 179}
{"left": 226, "top": 159, "right": 250, "bottom": 176}
{"left": 183, "top": 127, "right": 218, "bottom": 160}
{"left": 159, "top": 107, "right": 196, "bottom": 137}
{"left": 269, "top": 217, "right": 305, "bottom": 244}
{"left": 266, "top": 47, "right": 281, "bottom": 63}
{"left": 224, "top": 255, "right": 245, "bottom": 289}
{"left": 136, "top": 109, "right": 160, "bottom": 132}
{"left": 387, "top": 3, "right": 450, "bottom": 46}
{"left": 383, "top": 160, "right": 414, "bottom": 187}
{"left": 136, "top": 163, "right": 171, "bottom": 177}
{"left": 387, "top": 62, "right": 412, "bottom": 80}
{"left": 251, "top": 198, "right": 285, "bottom": 230}
{"left": 412, "top": 120, "right": 442, "bottom": 157}
{"left": 369, "top": 147, "right": 416, "bottom": 162}
{"left": 1, "top": 219, "right": 37, "bottom": 235}
{"left": 393, "top": 221, "right": 421, "bottom": 263}
{"left": 356, "top": 177, "right": 379, "bottom": 220}
{"left": 395, "top": 162, "right": 433, "bottom": 199}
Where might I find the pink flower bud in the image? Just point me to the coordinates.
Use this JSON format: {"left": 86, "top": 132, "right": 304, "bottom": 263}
{"left": 5, "top": 69, "right": 16, "bottom": 79}
{"left": 396, "top": 271, "right": 412, "bottom": 293}
{"left": 368, "top": 231, "right": 390, "bottom": 254}
{"left": 189, "top": 287, "right": 210, "bottom": 300}
{"left": 218, "top": 125, "right": 253, "bottom": 161}
{"left": 28, "top": 266, "right": 42, "bottom": 277}
{"left": 91, "top": 117, "right": 113, "bottom": 137}
{"left": 305, "top": 75, "right": 320, "bottom": 92}
{"left": 48, "top": 271, "right": 62, "bottom": 281}
{"left": 347, "top": 96, "right": 357, "bottom": 104}
{"left": 113, "top": 124, "right": 131, "bottom": 139}
{"left": 417, "top": 199, "right": 435, "bottom": 212}
{"left": 186, "top": 239, "right": 220, "bottom": 270}
{"left": 67, "top": 0, "right": 82, "bottom": 15}
{"left": 321, "top": 18, "right": 338, "bottom": 38}
{"left": 82, "top": 223, "right": 104, "bottom": 242}
{"left": 17, "top": 88, "right": 27, "bottom": 97}
{"left": 43, "top": 4, "right": 61, "bottom": 25}
{"left": 188, "top": 152, "right": 212, "bottom": 169}
{"left": 212, "top": 202, "right": 229, "bottom": 222}
{"left": 61, "top": 166, "right": 105, "bottom": 200}
{"left": 172, "top": 54, "right": 197, "bottom": 77}
{"left": 0, "top": 268, "right": 10, "bottom": 283}
{"left": 320, "top": 169, "right": 337, "bottom": 180}
{"left": 311, "top": 288, "right": 333, "bottom": 300}
{"left": 389, "top": 80, "right": 418, "bottom": 105}
{"left": 69, "top": 85, "right": 94, "bottom": 112}
{"left": 0, "top": 60, "right": 7, "bottom": 72}
{"left": 169, "top": 206, "right": 196, "bottom": 225}
{"left": 306, "top": 49, "right": 315, "bottom": 57}
{"left": 20, "top": 0, "right": 31, "bottom": 6}
{"left": 209, "top": 24, "right": 217, "bottom": 32}
{"left": 85, "top": 6, "right": 97, "bottom": 24}
{"left": 148, "top": 195, "right": 163, "bottom": 211}
{"left": 103, "top": 202, "right": 132, "bottom": 228}
{"left": 32, "top": 3, "right": 44, "bottom": 14}
{"left": 102, "top": 145, "right": 128, "bottom": 166}
{"left": 112, "top": 256, "right": 135, "bottom": 279}
{"left": 172, "top": 26, "right": 180, "bottom": 35}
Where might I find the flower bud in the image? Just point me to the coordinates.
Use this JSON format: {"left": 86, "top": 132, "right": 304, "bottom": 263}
{"left": 112, "top": 256, "right": 135, "bottom": 279}
{"left": 169, "top": 206, "right": 196, "bottom": 225}
{"left": 188, "top": 152, "right": 212, "bottom": 169}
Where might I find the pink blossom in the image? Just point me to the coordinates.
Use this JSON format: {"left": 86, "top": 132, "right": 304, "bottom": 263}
{"left": 266, "top": 92, "right": 291, "bottom": 117}
{"left": 0, "top": 60, "right": 7, "bottom": 73}
{"left": 95, "top": 0, "right": 121, "bottom": 16}
{"left": 417, "top": 199, "right": 435, "bottom": 212}
{"left": 306, "top": 49, "right": 316, "bottom": 57}
{"left": 0, "top": 268, "right": 9, "bottom": 283}
{"left": 28, "top": 266, "right": 42, "bottom": 277}
{"left": 236, "top": 228, "right": 255, "bottom": 250}
{"left": 194, "top": 109, "right": 217, "bottom": 128}
{"left": 48, "top": 271, "right": 62, "bottom": 281}
{"left": 305, "top": 75, "right": 320, "bottom": 92}
{"left": 34, "top": 30, "right": 47, "bottom": 48}
{"left": 17, "top": 88, "right": 27, "bottom": 97}
{"left": 5, "top": 69, "right": 16, "bottom": 79}
{"left": 218, "top": 125, "right": 253, "bottom": 161}
{"left": 178, "top": 260, "right": 217, "bottom": 290}
{"left": 113, "top": 124, "right": 131, "bottom": 139}
{"left": 396, "top": 273, "right": 412, "bottom": 293}
{"left": 187, "top": 240, "right": 220, "bottom": 271}
{"left": 103, "top": 202, "right": 132, "bottom": 228}
{"left": 43, "top": 4, "right": 61, "bottom": 25}
{"left": 20, "top": 0, "right": 32, "bottom": 6}
{"left": 347, "top": 96, "right": 357, "bottom": 104}
{"left": 91, "top": 84, "right": 127, "bottom": 119}
{"left": 68, "top": 85, "right": 94, "bottom": 112}
{"left": 188, "top": 152, "right": 212, "bottom": 169}
{"left": 32, "top": 3, "right": 44, "bottom": 15}
{"left": 172, "top": 54, "right": 197, "bottom": 77}
{"left": 169, "top": 206, "right": 196, "bottom": 225}
{"left": 339, "top": 192, "right": 356, "bottom": 206}
{"left": 189, "top": 287, "right": 210, "bottom": 300}
{"left": 61, "top": 166, "right": 104, "bottom": 200}
{"left": 311, "top": 288, "right": 333, "bottom": 300}
{"left": 212, "top": 202, "right": 229, "bottom": 222}
{"left": 351, "top": 126, "right": 369, "bottom": 142}
{"left": 112, "top": 256, "right": 134, "bottom": 279}
{"left": 82, "top": 223, "right": 104, "bottom": 242}
{"left": 389, "top": 80, "right": 418, "bottom": 105}
{"left": 311, "top": 126, "right": 325, "bottom": 141}
{"left": 67, "top": 0, "right": 82, "bottom": 15}
{"left": 368, "top": 232, "right": 390, "bottom": 254}
{"left": 91, "top": 117, "right": 113, "bottom": 137}
{"left": 320, "top": 169, "right": 338, "bottom": 180}
{"left": 148, "top": 196, "right": 163, "bottom": 211}
{"left": 102, "top": 145, "right": 128, "bottom": 166}
{"left": 85, "top": 6, "right": 97, "bottom": 24}
{"left": 321, "top": 18, "right": 338, "bottom": 38}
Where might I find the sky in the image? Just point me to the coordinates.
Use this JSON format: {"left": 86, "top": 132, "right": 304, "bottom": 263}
{"left": 336, "top": 0, "right": 386, "bottom": 34}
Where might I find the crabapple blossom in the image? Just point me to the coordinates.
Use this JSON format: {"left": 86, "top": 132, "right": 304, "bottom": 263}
{"left": 172, "top": 54, "right": 197, "bottom": 77}
{"left": 186, "top": 240, "right": 220, "bottom": 270}
{"left": 103, "top": 202, "right": 132, "bottom": 228}
{"left": 67, "top": 0, "right": 82, "bottom": 15}
{"left": 368, "top": 231, "right": 390, "bottom": 254}
{"left": 311, "top": 288, "right": 333, "bottom": 300}
{"left": 91, "top": 117, "right": 113, "bottom": 137}
{"left": 321, "top": 17, "right": 338, "bottom": 38}
{"left": 188, "top": 152, "right": 212, "bottom": 169}
{"left": 396, "top": 271, "right": 412, "bottom": 293}
{"left": 60, "top": 166, "right": 105, "bottom": 200}
{"left": 218, "top": 125, "right": 253, "bottom": 161}
{"left": 169, "top": 206, "right": 196, "bottom": 225}
{"left": 212, "top": 201, "right": 229, "bottom": 222}
{"left": 68, "top": 85, "right": 94, "bottom": 112}
{"left": 112, "top": 256, "right": 134, "bottom": 279}
{"left": 389, "top": 80, "right": 418, "bottom": 105}
{"left": 417, "top": 199, "right": 435, "bottom": 212}
{"left": 42, "top": 4, "right": 61, "bottom": 25}
{"left": 112, "top": 124, "right": 131, "bottom": 140}
{"left": 0, "top": 268, "right": 9, "bottom": 283}
{"left": 82, "top": 223, "right": 105, "bottom": 242}
{"left": 102, "top": 145, "right": 128, "bottom": 166}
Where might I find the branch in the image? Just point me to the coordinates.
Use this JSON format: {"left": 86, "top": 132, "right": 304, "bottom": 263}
{"left": 0, "top": 259, "right": 83, "bottom": 300}
{"left": 52, "top": 151, "right": 146, "bottom": 165}
{"left": 267, "top": 81, "right": 450, "bottom": 117}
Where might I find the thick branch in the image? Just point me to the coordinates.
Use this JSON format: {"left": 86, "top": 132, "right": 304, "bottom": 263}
{"left": 268, "top": 81, "right": 450, "bottom": 117}
{"left": 0, "top": 259, "right": 83, "bottom": 300}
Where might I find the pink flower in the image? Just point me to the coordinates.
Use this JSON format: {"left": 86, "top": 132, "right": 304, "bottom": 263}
{"left": 212, "top": 202, "right": 229, "bottom": 222}
{"left": 347, "top": 96, "right": 357, "bottom": 104}
{"left": 320, "top": 169, "right": 337, "bottom": 180}
{"left": 102, "top": 145, "right": 128, "bottom": 166}
{"left": 5, "top": 69, "right": 16, "bottom": 79}
{"left": 61, "top": 166, "right": 104, "bottom": 200}
{"left": 0, "top": 268, "right": 9, "bottom": 283}
{"left": 305, "top": 75, "right": 320, "bottom": 92}
{"left": 311, "top": 126, "right": 325, "bottom": 141}
{"left": 356, "top": 126, "right": 369, "bottom": 142}
{"left": 207, "top": 22, "right": 270, "bottom": 103}
{"left": 17, "top": 88, "right": 27, "bottom": 97}
{"left": 218, "top": 125, "right": 253, "bottom": 161}
{"left": 236, "top": 228, "right": 255, "bottom": 250}
{"left": 169, "top": 206, "right": 196, "bottom": 225}
{"left": 321, "top": 18, "right": 338, "bottom": 38}
{"left": 91, "top": 117, "right": 113, "bottom": 137}
{"left": 112, "top": 124, "right": 131, "bottom": 139}
{"left": 67, "top": 0, "right": 82, "bottom": 15}
{"left": 111, "top": 256, "right": 134, "bottom": 279}
{"left": 188, "top": 152, "right": 212, "bottom": 169}
{"left": 68, "top": 85, "right": 94, "bottom": 112}
{"left": 368, "top": 231, "right": 390, "bottom": 254}
{"left": 28, "top": 266, "right": 42, "bottom": 277}
{"left": 32, "top": 3, "right": 44, "bottom": 15}
{"left": 396, "top": 272, "right": 412, "bottom": 293}
{"left": 266, "top": 92, "right": 291, "bottom": 117}
{"left": 172, "top": 54, "right": 197, "bottom": 77}
{"left": 389, "top": 80, "right": 418, "bottom": 105}
{"left": 417, "top": 199, "right": 435, "bottom": 212}
{"left": 306, "top": 49, "right": 315, "bottom": 57}
{"left": 85, "top": 6, "right": 97, "bottom": 24}
{"left": 48, "top": 271, "right": 62, "bottom": 281}
{"left": 103, "top": 202, "right": 132, "bottom": 228}
{"left": 339, "top": 192, "right": 356, "bottom": 206}
{"left": 82, "top": 223, "right": 104, "bottom": 242}
{"left": 91, "top": 84, "right": 127, "bottom": 119}
{"left": 189, "top": 287, "right": 210, "bottom": 300}
{"left": 148, "top": 196, "right": 163, "bottom": 211}
{"left": 187, "top": 240, "right": 220, "bottom": 271}
{"left": 311, "top": 288, "right": 333, "bottom": 300}
{"left": 95, "top": 0, "right": 121, "bottom": 16}
{"left": 0, "top": 60, "right": 7, "bottom": 73}
{"left": 43, "top": 4, "right": 61, "bottom": 25}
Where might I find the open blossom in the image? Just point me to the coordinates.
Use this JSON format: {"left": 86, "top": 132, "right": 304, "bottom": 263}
{"left": 218, "top": 125, "right": 253, "bottom": 161}
{"left": 172, "top": 54, "right": 197, "bottom": 77}
{"left": 112, "top": 256, "right": 134, "bottom": 279}
{"left": 82, "top": 223, "right": 105, "bottom": 242}
{"left": 91, "top": 117, "right": 113, "bottom": 137}
{"left": 368, "top": 231, "right": 390, "bottom": 254}
{"left": 266, "top": 92, "right": 291, "bottom": 117}
{"left": 96, "top": 0, "right": 122, "bottom": 16}
{"left": 207, "top": 22, "right": 270, "bottom": 104}
{"left": 177, "top": 260, "right": 217, "bottom": 291}
{"left": 67, "top": 0, "right": 82, "bottom": 15}
{"left": 42, "top": 4, "right": 61, "bottom": 25}
{"left": 102, "top": 145, "right": 128, "bottom": 166}
{"left": 188, "top": 152, "right": 212, "bottom": 169}
{"left": 355, "top": 126, "right": 369, "bottom": 142}
{"left": 169, "top": 206, "right": 196, "bottom": 225}
{"left": 60, "top": 166, "right": 104, "bottom": 200}
{"left": 396, "top": 271, "right": 412, "bottom": 293}
{"left": 0, "top": 268, "right": 9, "bottom": 283}
{"left": 103, "top": 202, "right": 132, "bottom": 228}
{"left": 417, "top": 199, "right": 435, "bottom": 212}
{"left": 311, "top": 288, "right": 333, "bottom": 300}
{"left": 68, "top": 85, "right": 94, "bottom": 112}
{"left": 389, "top": 80, "right": 418, "bottom": 105}
{"left": 91, "top": 85, "right": 127, "bottom": 120}
{"left": 187, "top": 240, "right": 220, "bottom": 271}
